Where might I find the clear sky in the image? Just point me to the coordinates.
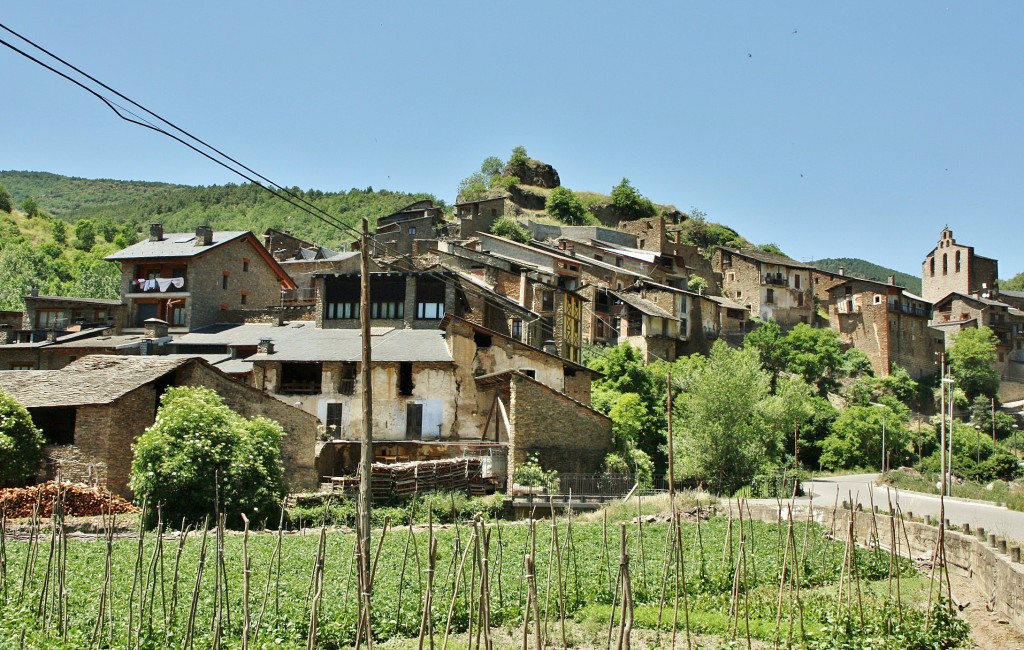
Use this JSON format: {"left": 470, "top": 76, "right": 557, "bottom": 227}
{"left": 2, "top": 3, "right": 1021, "bottom": 279}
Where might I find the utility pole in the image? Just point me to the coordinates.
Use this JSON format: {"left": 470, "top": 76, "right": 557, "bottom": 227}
{"left": 939, "top": 353, "right": 947, "bottom": 499}
{"left": 358, "top": 218, "right": 373, "bottom": 598}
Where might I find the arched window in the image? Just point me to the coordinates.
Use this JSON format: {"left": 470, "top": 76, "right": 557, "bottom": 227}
{"left": 955, "top": 250, "right": 961, "bottom": 273}
{"left": 942, "top": 253, "right": 948, "bottom": 275}
{"left": 930, "top": 258, "right": 935, "bottom": 277}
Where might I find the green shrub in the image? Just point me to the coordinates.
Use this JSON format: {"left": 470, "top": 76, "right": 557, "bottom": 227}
{"left": 490, "top": 216, "right": 531, "bottom": 244}
{"left": 545, "top": 186, "right": 587, "bottom": 225}
{"left": 130, "top": 386, "right": 287, "bottom": 528}
{"left": 611, "top": 178, "right": 657, "bottom": 220}
{"left": 513, "top": 453, "right": 559, "bottom": 492}
{"left": 0, "top": 389, "right": 45, "bottom": 487}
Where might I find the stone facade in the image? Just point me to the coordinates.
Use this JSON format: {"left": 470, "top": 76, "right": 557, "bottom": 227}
{"left": 714, "top": 247, "right": 814, "bottom": 328}
{"left": 922, "top": 227, "right": 999, "bottom": 304}
{"left": 506, "top": 373, "right": 612, "bottom": 486}
{"left": 455, "top": 196, "right": 512, "bottom": 239}
{"left": 111, "top": 229, "right": 293, "bottom": 331}
{"left": 22, "top": 296, "right": 125, "bottom": 333}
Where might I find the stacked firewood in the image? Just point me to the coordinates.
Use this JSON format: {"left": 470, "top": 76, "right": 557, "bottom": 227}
{"left": 0, "top": 482, "right": 137, "bottom": 518}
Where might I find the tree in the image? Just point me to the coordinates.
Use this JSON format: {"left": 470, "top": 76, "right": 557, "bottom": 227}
{"left": 0, "top": 182, "right": 12, "bottom": 213}
{"left": 758, "top": 243, "right": 786, "bottom": 256}
{"left": 130, "top": 386, "right": 286, "bottom": 528}
{"left": 0, "top": 389, "right": 45, "bottom": 486}
{"left": 949, "top": 326, "right": 1000, "bottom": 401}
{"left": 1003, "top": 272, "right": 1024, "bottom": 291}
{"left": 545, "top": 187, "right": 587, "bottom": 225}
{"left": 73, "top": 219, "right": 97, "bottom": 252}
{"left": 20, "top": 197, "right": 39, "bottom": 218}
{"left": 673, "top": 341, "right": 772, "bottom": 494}
{"left": 611, "top": 178, "right": 657, "bottom": 220}
{"left": 51, "top": 219, "right": 68, "bottom": 245}
{"left": 508, "top": 145, "right": 529, "bottom": 167}
{"left": 490, "top": 217, "right": 531, "bottom": 244}
{"left": 819, "top": 404, "right": 909, "bottom": 471}
{"left": 686, "top": 275, "right": 708, "bottom": 294}
{"left": 744, "top": 319, "right": 785, "bottom": 392}
{"left": 781, "top": 323, "right": 845, "bottom": 395}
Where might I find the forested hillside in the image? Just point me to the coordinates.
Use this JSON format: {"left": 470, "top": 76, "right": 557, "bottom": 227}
{"left": 811, "top": 257, "right": 922, "bottom": 294}
{"left": 0, "top": 171, "right": 438, "bottom": 249}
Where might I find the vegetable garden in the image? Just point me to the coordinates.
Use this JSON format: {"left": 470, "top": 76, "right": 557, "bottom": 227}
{"left": 0, "top": 490, "right": 969, "bottom": 649}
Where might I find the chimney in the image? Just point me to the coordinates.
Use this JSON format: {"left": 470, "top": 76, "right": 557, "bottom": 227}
{"left": 195, "top": 225, "right": 213, "bottom": 246}
{"left": 149, "top": 223, "right": 164, "bottom": 242}
{"left": 888, "top": 275, "right": 896, "bottom": 286}
{"left": 542, "top": 339, "right": 557, "bottom": 355}
{"left": 143, "top": 318, "right": 169, "bottom": 339}
{"left": 30, "top": 286, "right": 39, "bottom": 297}
{"left": 258, "top": 338, "right": 275, "bottom": 355}
{"left": 139, "top": 339, "right": 153, "bottom": 355}
{"left": 838, "top": 266, "right": 845, "bottom": 276}
{"left": 0, "top": 324, "right": 12, "bottom": 345}
{"left": 275, "top": 309, "right": 286, "bottom": 326}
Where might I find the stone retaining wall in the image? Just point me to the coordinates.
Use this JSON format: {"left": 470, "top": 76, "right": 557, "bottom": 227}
{"left": 729, "top": 501, "right": 1024, "bottom": 634}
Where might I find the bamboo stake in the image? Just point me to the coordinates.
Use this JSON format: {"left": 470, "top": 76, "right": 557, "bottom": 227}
{"left": 674, "top": 511, "right": 692, "bottom": 650}
{"left": 417, "top": 536, "right": 438, "bottom": 650}
{"left": 183, "top": 516, "right": 210, "bottom": 650}
{"left": 441, "top": 526, "right": 476, "bottom": 650}
{"left": 241, "top": 514, "right": 251, "bottom": 650}
{"left": 306, "top": 524, "right": 327, "bottom": 650}
{"left": 253, "top": 505, "right": 285, "bottom": 644}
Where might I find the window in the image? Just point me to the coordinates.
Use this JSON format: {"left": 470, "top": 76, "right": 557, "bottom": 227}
{"left": 328, "top": 302, "right": 360, "bottom": 319}
{"left": 240, "top": 291, "right": 248, "bottom": 305}
{"left": 171, "top": 306, "right": 186, "bottom": 326}
{"left": 406, "top": 403, "right": 423, "bottom": 439}
{"left": 627, "top": 311, "right": 643, "bottom": 336}
{"left": 955, "top": 250, "right": 961, "bottom": 273}
{"left": 95, "top": 310, "right": 108, "bottom": 321}
{"left": 243, "top": 258, "right": 250, "bottom": 272}
{"left": 372, "top": 300, "right": 404, "bottom": 319}
{"left": 511, "top": 318, "right": 523, "bottom": 340}
{"left": 930, "top": 258, "right": 935, "bottom": 277}
{"left": 415, "top": 277, "right": 446, "bottom": 319}
{"left": 36, "top": 309, "right": 65, "bottom": 328}
{"left": 408, "top": 226, "right": 417, "bottom": 235}
{"left": 279, "top": 362, "right": 323, "bottom": 394}
{"left": 10, "top": 362, "right": 34, "bottom": 370}
{"left": 519, "top": 368, "right": 536, "bottom": 379}
{"left": 942, "top": 253, "right": 948, "bottom": 275}
{"left": 371, "top": 276, "right": 406, "bottom": 320}
{"left": 222, "top": 273, "right": 229, "bottom": 289}
{"left": 326, "top": 403, "right": 343, "bottom": 439}
{"left": 474, "top": 331, "right": 492, "bottom": 348}
{"left": 541, "top": 290, "right": 554, "bottom": 312}
{"left": 766, "top": 288, "right": 775, "bottom": 304}
{"left": 874, "top": 294, "right": 882, "bottom": 304}
{"left": 338, "top": 362, "right": 356, "bottom": 395}
{"left": 398, "top": 362, "right": 414, "bottom": 396}
{"left": 794, "top": 274, "right": 801, "bottom": 289}
{"left": 797, "top": 292, "right": 804, "bottom": 307}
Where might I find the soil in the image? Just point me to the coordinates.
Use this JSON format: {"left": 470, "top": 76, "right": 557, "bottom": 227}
{"left": 947, "top": 571, "right": 1024, "bottom": 649}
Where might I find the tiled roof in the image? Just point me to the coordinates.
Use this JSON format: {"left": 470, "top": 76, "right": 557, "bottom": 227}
{"left": 0, "top": 355, "right": 194, "bottom": 407}
{"left": 180, "top": 322, "right": 454, "bottom": 363}
{"left": 105, "top": 231, "right": 249, "bottom": 260}
{"left": 609, "top": 291, "right": 675, "bottom": 319}
{"left": 720, "top": 246, "right": 814, "bottom": 269}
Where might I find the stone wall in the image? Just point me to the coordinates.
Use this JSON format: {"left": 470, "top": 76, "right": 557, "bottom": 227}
{"left": 175, "top": 361, "right": 319, "bottom": 491}
{"left": 732, "top": 501, "right": 1024, "bottom": 635}
{"left": 73, "top": 386, "right": 156, "bottom": 497}
{"left": 189, "top": 236, "right": 285, "bottom": 330}
{"left": 507, "top": 374, "right": 612, "bottom": 486}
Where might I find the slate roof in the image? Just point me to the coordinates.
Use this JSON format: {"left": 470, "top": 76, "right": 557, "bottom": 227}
{"left": 719, "top": 246, "right": 814, "bottom": 269}
{"left": 706, "top": 295, "right": 748, "bottom": 311}
{"left": 609, "top": 291, "right": 675, "bottom": 319}
{"left": 105, "top": 231, "right": 250, "bottom": 260}
{"left": 1001, "top": 289, "right": 1024, "bottom": 300}
{"left": 24, "top": 295, "right": 124, "bottom": 306}
{"left": 0, "top": 355, "right": 194, "bottom": 407}
{"left": 178, "top": 322, "right": 454, "bottom": 363}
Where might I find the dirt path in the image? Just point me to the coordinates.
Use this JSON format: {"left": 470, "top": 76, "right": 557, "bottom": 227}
{"left": 947, "top": 571, "right": 1024, "bottom": 649}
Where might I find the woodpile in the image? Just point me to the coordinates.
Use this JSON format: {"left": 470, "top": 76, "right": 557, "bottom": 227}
{"left": 0, "top": 481, "right": 137, "bottom": 519}
{"left": 326, "top": 458, "right": 490, "bottom": 500}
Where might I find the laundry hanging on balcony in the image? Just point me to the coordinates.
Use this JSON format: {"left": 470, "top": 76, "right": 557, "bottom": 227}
{"left": 134, "top": 277, "right": 185, "bottom": 292}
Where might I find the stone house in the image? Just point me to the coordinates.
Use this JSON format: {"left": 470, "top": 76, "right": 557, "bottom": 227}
{"left": 0, "top": 355, "right": 318, "bottom": 496}
{"left": 315, "top": 270, "right": 466, "bottom": 331}
{"left": 931, "top": 292, "right": 1024, "bottom": 380}
{"left": 433, "top": 241, "right": 584, "bottom": 357}
{"left": 371, "top": 200, "right": 446, "bottom": 257}
{"left": 921, "top": 227, "right": 999, "bottom": 304}
{"left": 713, "top": 247, "right": 815, "bottom": 328}
{"left": 21, "top": 295, "right": 126, "bottom": 337}
{"left": 105, "top": 224, "right": 296, "bottom": 331}
{"left": 454, "top": 196, "right": 514, "bottom": 239}
{"left": 825, "top": 276, "right": 942, "bottom": 378}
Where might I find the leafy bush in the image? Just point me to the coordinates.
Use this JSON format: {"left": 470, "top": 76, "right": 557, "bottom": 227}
{"left": 603, "top": 448, "right": 654, "bottom": 489}
{"left": 490, "top": 216, "right": 531, "bottom": 243}
{"left": 513, "top": 453, "right": 559, "bottom": 492}
{"left": 0, "top": 389, "right": 45, "bottom": 486}
{"left": 130, "top": 386, "right": 287, "bottom": 528}
{"left": 545, "top": 187, "right": 587, "bottom": 225}
{"left": 0, "top": 182, "right": 13, "bottom": 213}
{"left": 285, "top": 490, "right": 505, "bottom": 528}
{"left": 610, "top": 178, "right": 657, "bottom": 220}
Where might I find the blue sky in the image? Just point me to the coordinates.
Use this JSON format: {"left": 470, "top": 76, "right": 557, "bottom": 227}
{"left": 2, "top": 3, "right": 1021, "bottom": 279}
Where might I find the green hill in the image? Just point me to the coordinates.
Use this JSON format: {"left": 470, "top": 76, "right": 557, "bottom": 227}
{"left": 810, "top": 257, "right": 922, "bottom": 294}
{"left": 0, "top": 171, "right": 438, "bottom": 249}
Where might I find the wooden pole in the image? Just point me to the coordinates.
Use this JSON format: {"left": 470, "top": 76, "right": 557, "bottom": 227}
{"left": 666, "top": 371, "right": 675, "bottom": 506}
{"left": 359, "top": 217, "right": 374, "bottom": 597}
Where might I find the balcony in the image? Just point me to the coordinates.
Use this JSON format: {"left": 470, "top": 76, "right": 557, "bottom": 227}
{"left": 282, "top": 287, "right": 317, "bottom": 303}
{"left": 762, "top": 274, "right": 788, "bottom": 287}
{"left": 128, "top": 277, "right": 187, "bottom": 294}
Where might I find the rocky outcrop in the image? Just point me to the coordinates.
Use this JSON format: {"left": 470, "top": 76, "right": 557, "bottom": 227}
{"left": 505, "top": 158, "right": 560, "bottom": 189}
{"left": 507, "top": 185, "right": 549, "bottom": 212}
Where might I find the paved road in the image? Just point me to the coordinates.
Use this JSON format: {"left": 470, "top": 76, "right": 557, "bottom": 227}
{"left": 802, "top": 473, "right": 1024, "bottom": 543}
